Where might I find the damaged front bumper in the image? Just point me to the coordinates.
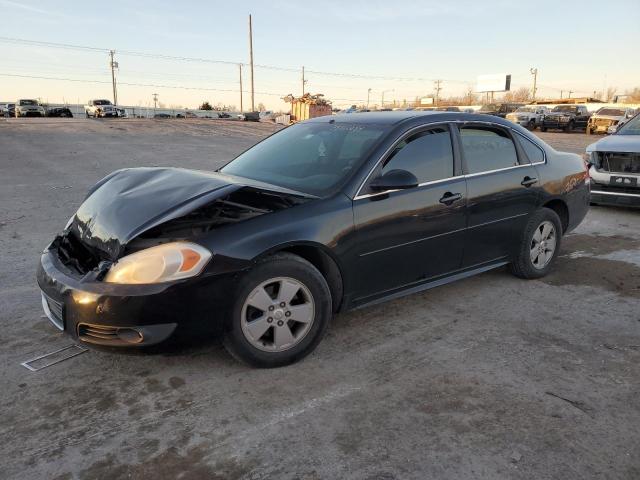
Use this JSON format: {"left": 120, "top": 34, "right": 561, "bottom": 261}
{"left": 36, "top": 247, "right": 233, "bottom": 347}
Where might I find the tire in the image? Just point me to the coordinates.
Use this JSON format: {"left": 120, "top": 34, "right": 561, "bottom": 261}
{"left": 509, "top": 207, "right": 563, "bottom": 279}
{"left": 223, "top": 253, "right": 332, "bottom": 368}
{"left": 527, "top": 119, "right": 536, "bottom": 130}
{"left": 586, "top": 126, "right": 592, "bottom": 135}
{"left": 540, "top": 126, "right": 547, "bottom": 132}
{"left": 564, "top": 121, "right": 574, "bottom": 133}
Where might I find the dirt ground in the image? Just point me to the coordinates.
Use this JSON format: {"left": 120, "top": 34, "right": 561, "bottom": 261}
{"left": 0, "top": 118, "right": 638, "bottom": 480}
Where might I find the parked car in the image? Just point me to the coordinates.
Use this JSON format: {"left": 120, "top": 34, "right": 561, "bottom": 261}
{"left": 153, "top": 113, "right": 173, "bottom": 119}
{"left": 46, "top": 107, "right": 73, "bottom": 118}
{"left": 85, "top": 99, "right": 120, "bottom": 118}
{"left": 238, "top": 111, "right": 260, "bottom": 121}
{"left": 436, "top": 106, "right": 461, "bottom": 112}
{"left": 259, "top": 111, "right": 277, "bottom": 122}
{"left": 478, "top": 103, "right": 524, "bottom": 118}
{"left": 540, "top": 105, "right": 591, "bottom": 132}
{"left": 15, "top": 99, "right": 45, "bottom": 117}
{"left": 176, "top": 112, "right": 198, "bottom": 119}
{"left": 585, "top": 112, "right": 640, "bottom": 207}
{"left": 217, "top": 112, "right": 231, "bottom": 119}
{"left": 37, "top": 112, "right": 589, "bottom": 367}
{"left": 505, "top": 105, "right": 549, "bottom": 130}
{"left": 586, "top": 107, "right": 637, "bottom": 135}
{"left": 4, "top": 103, "right": 16, "bottom": 117}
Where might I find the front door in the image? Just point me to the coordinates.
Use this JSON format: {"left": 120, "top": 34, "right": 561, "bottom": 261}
{"left": 352, "top": 124, "right": 467, "bottom": 302}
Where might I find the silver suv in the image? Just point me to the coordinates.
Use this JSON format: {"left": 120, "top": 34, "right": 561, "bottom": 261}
{"left": 585, "top": 112, "right": 640, "bottom": 207}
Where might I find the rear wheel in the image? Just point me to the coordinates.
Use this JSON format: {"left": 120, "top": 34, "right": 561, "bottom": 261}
{"left": 527, "top": 119, "right": 536, "bottom": 130}
{"left": 510, "top": 208, "right": 562, "bottom": 279}
{"left": 223, "top": 253, "right": 332, "bottom": 367}
{"left": 564, "top": 120, "right": 574, "bottom": 133}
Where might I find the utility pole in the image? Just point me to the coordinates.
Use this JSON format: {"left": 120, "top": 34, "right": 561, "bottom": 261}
{"left": 433, "top": 80, "right": 442, "bottom": 106}
{"left": 568, "top": 90, "right": 573, "bottom": 99}
{"left": 381, "top": 89, "right": 394, "bottom": 108}
{"left": 530, "top": 67, "right": 538, "bottom": 101}
{"left": 302, "top": 66, "right": 308, "bottom": 96}
{"left": 367, "top": 88, "right": 372, "bottom": 108}
{"left": 560, "top": 90, "right": 563, "bottom": 99}
{"left": 152, "top": 93, "right": 158, "bottom": 112}
{"left": 238, "top": 64, "right": 243, "bottom": 113}
{"left": 248, "top": 14, "right": 255, "bottom": 112}
{"left": 109, "top": 50, "right": 118, "bottom": 105}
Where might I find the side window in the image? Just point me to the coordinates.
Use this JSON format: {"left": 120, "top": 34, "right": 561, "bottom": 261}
{"left": 460, "top": 126, "right": 519, "bottom": 174}
{"left": 380, "top": 127, "right": 454, "bottom": 184}
{"left": 517, "top": 134, "right": 545, "bottom": 164}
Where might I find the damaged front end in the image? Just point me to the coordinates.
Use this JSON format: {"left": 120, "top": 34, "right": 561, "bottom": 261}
{"left": 38, "top": 167, "right": 312, "bottom": 347}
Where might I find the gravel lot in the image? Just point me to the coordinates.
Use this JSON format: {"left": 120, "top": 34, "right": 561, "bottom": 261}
{"left": 1, "top": 118, "right": 638, "bottom": 480}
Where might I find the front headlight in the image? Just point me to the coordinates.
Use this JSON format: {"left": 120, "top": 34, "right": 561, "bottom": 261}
{"left": 104, "top": 241, "right": 212, "bottom": 284}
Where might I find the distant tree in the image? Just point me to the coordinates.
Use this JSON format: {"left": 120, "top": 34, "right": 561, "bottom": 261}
{"left": 605, "top": 87, "right": 617, "bottom": 102}
{"left": 625, "top": 87, "right": 640, "bottom": 102}
{"left": 199, "top": 101, "right": 213, "bottom": 110}
{"left": 257, "top": 102, "right": 266, "bottom": 112}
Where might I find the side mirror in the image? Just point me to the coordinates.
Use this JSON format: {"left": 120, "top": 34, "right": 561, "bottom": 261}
{"left": 370, "top": 169, "right": 419, "bottom": 191}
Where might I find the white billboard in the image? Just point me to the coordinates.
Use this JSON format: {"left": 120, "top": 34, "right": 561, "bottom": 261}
{"left": 420, "top": 97, "right": 434, "bottom": 105}
{"left": 476, "top": 74, "right": 511, "bottom": 92}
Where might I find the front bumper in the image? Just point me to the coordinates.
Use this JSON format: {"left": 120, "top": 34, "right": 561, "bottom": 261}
{"left": 590, "top": 189, "right": 640, "bottom": 207}
{"left": 542, "top": 119, "right": 570, "bottom": 130}
{"left": 37, "top": 248, "right": 233, "bottom": 347}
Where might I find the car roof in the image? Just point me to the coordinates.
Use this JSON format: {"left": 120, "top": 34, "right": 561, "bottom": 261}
{"left": 305, "top": 111, "right": 515, "bottom": 128}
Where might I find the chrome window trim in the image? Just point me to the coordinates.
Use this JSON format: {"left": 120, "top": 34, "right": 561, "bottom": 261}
{"left": 354, "top": 175, "right": 465, "bottom": 200}
{"left": 353, "top": 120, "right": 547, "bottom": 201}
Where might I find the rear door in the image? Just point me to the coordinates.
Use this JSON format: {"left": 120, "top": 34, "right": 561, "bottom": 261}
{"left": 352, "top": 124, "right": 467, "bottom": 301}
{"left": 456, "top": 123, "right": 541, "bottom": 267}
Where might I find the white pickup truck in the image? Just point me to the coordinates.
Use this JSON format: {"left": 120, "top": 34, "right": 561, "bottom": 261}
{"left": 84, "top": 99, "right": 120, "bottom": 118}
{"left": 505, "top": 105, "right": 549, "bottom": 130}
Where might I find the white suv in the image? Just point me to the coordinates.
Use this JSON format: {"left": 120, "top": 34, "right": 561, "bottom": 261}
{"left": 85, "top": 99, "right": 120, "bottom": 118}
{"left": 15, "top": 99, "right": 46, "bottom": 117}
{"left": 505, "top": 105, "right": 549, "bottom": 130}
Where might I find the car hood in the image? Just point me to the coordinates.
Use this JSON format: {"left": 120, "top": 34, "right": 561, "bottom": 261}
{"left": 587, "top": 134, "right": 640, "bottom": 153}
{"left": 591, "top": 115, "right": 623, "bottom": 121}
{"left": 68, "top": 167, "right": 311, "bottom": 260}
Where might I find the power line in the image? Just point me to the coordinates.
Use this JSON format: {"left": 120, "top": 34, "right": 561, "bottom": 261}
{"left": 0, "top": 35, "right": 467, "bottom": 83}
{"left": 0, "top": 73, "right": 286, "bottom": 96}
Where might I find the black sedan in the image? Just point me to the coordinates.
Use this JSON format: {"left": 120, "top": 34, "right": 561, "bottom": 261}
{"left": 37, "top": 112, "right": 590, "bottom": 367}
{"left": 46, "top": 107, "right": 73, "bottom": 118}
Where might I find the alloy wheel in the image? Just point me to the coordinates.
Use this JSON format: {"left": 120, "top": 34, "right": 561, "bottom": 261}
{"left": 241, "top": 277, "right": 315, "bottom": 352}
{"left": 530, "top": 220, "right": 557, "bottom": 269}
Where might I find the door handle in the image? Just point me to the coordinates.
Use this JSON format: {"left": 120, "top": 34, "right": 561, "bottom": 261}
{"left": 439, "top": 192, "right": 462, "bottom": 205}
{"left": 521, "top": 176, "right": 538, "bottom": 187}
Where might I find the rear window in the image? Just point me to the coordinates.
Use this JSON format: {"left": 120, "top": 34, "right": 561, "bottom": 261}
{"left": 517, "top": 134, "right": 545, "bottom": 163}
{"left": 460, "top": 127, "right": 519, "bottom": 174}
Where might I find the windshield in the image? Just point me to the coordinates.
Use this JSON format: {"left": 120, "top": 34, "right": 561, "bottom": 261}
{"left": 19, "top": 99, "right": 38, "bottom": 106}
{"left": 93, "top": 100, "right": 112, "bottom": 105}
{"left": 617, "top": 114, "right": 640, "bottom": 135}
{"left": 597, "top": 108, "right": 625, "bottom": 116}
{"left": 516, "top": 107, "right": 534, "bottom": 113}
{"left": 220, "top": 122, "right": 387, "bottom": 196}
{"left": 552, "top": 105, "right": 577, "bottom": 113}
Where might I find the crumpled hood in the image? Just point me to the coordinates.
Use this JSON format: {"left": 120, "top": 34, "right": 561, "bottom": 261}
{"left": 68, "top": 167, "right": 307, "bottom": 260}
{"left": 587, "top": 134, "right": 640, "bottom": 153}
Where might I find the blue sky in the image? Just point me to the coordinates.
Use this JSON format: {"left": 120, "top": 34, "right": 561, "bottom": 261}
{"left": 1, "top": 0, "right": 638, "bottom": 109}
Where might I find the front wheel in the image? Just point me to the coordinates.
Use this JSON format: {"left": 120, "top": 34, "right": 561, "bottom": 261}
{"left": 223, "top": 253, "right": 332, "bottom": 367}
{"left": 527, "top": 119, "right": 536, "bottom": 130}
{"left": 564, "top": 121, "right": 574, "bottom": 133}
{"left": 510, "top": 208, "right": 562, "bottom": 279}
